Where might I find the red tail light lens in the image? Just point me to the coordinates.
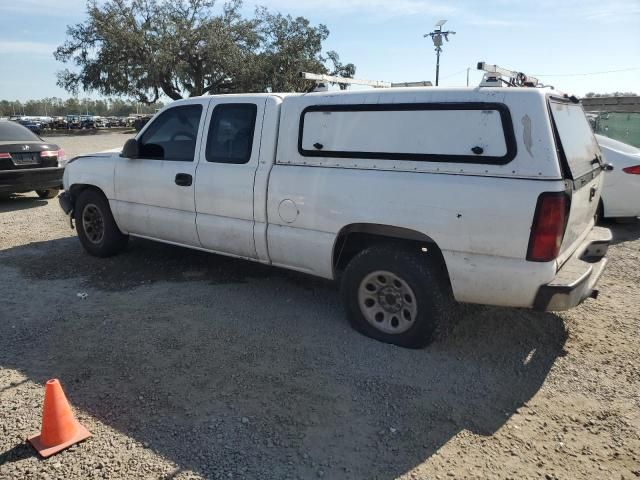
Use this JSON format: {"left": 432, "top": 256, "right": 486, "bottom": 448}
{"left": 527, "top": 192, "right": 569, "bottom": 262}
{"left": 622, "top": 165, "right": 640, "bottom": 175}
{"left": 40, "top": 149, "right": 66, "bottom": 164}
{"left": 0, "top": 152, "right": 11, "bottom": 159}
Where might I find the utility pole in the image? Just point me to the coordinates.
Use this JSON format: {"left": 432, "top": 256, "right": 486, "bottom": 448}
{"left": 424, "top": 20, "right": 456, "bottom": 87}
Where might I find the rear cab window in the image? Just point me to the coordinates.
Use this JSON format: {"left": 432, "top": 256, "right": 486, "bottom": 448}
{"left": 549, "top": 100, "right": 601, "bottom": 181}
{"left": 206, "top": 104, "right": 257, "bottom": 164}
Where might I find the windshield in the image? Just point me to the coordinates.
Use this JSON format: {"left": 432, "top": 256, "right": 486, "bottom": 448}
{"left": 0, "top": 121, "right": 41, "bottom": 142}
{"left": 550, "top": 101, "right": 600, "bottom": 180}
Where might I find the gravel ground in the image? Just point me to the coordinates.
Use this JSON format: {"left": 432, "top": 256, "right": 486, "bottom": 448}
{"left": 0, "top": 132, "right": 639, "bottom": 479}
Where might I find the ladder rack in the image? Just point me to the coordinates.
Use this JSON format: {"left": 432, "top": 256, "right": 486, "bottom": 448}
{"left": 477, "top": 62, "right": 540, "bottom": 87}
{"left": 299, "top": 72, "right": 432, "bottom": 91}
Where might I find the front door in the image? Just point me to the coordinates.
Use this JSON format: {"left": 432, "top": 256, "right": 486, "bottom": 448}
{"left": 114, "top": 101, "right": 208, "bottom": 246}
{"left": 194, "top": 98, "right": 266, "bottom": 258}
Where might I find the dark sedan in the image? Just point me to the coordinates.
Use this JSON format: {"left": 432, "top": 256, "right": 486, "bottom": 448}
{"left": 0, "top": 120, "right": 65, "bottom": 199}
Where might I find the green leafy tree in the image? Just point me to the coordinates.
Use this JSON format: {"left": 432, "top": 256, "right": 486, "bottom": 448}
{"left": 54, "top": 0, "right": 354, "bottom": 102}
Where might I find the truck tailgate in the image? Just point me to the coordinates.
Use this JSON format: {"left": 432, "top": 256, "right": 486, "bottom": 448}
{"left": 549, "top": 99, "right": 605, "bottom": 268}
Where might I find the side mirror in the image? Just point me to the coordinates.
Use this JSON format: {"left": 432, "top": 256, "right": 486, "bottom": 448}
{"left": 121, "top": 138, "right": 139, "bottom": 159}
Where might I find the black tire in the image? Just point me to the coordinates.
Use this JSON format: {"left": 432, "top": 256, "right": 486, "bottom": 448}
{"left": 36, "top": 189, "right": 59, "bottom": 199}
{"left": 0, "top": 193, "right": 11, "bottom": 201}
{"left": 74, "top": 189, "right": 128, "bottom": 257}
{"left": 340, "top": 245, "right": 452, "bottom": 349}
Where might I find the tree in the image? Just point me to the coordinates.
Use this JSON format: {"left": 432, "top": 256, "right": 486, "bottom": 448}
{"left": 326, "top": 50, "right": 356, "bottom": 90}
{"left": 55, "top": 0, "right": 354, "bottom": 102}
{"left": 0, "top": 97, "right": 164, "bottom": 117}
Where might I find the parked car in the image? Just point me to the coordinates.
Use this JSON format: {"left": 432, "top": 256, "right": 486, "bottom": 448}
{"left": 0, "top": 120, "right": 66, "bottom": 199}
{"left": 18, "top": 119, "right": 43, "bottom": 135}
{"left": 80, "top": 118, "right": 97, "bottom": 130}
{"left": 595, "top": 134, "right": 640, "bottom": 220}
{"left": 59, "top": 86, "right": 611, "bottom": 348}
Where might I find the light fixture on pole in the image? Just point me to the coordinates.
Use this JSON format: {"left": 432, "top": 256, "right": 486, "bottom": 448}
{"left": 424, "top": 20, "right": 456, "bottom": 86}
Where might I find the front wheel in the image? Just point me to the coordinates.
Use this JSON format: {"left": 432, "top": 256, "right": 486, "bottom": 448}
{"left": 74, "top": 189, "right": 128, "bottom": 257}
{"left": 36, "top": 189, "right": 59, "bottom": 199}
{"left": 341, "top": 246, "right": 452, "bottom": 348}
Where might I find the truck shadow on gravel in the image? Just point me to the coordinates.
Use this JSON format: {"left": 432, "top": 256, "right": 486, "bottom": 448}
{"left": 606, "top": 218, "right": 640, "bottom": 245}
{"left": 0, "top": 237, "right": 569, "bottom": 479}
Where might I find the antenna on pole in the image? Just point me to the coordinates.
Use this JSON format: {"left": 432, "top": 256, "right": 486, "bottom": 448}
{"left": 424, "top": 19, "right": 456, "bottom": 87}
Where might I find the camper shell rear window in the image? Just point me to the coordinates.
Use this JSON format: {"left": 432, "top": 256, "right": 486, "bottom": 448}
{"left": 298, "top": 102, "right": 517, "bottom": 164}
{"left": 548, "top": 98, "right": 601, "bottom": 182}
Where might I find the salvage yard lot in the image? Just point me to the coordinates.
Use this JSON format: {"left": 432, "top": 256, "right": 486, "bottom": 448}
{"left": 1, "top": 132, "right": 639, "bottom": 479}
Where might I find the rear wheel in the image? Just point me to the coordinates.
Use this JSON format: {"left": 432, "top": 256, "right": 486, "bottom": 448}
{"left": 341, "top": 245, "right": 452, "bottom": 348}
{"left": 36, "top": 189, "right": 59, "bottom": 199}
{"left": 74, "top": 189, "right": 128, "bottom": 257}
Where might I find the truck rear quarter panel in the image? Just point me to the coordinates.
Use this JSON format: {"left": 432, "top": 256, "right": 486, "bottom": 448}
{"left": 267, "top": 166, "right": 560, "bottom": 306}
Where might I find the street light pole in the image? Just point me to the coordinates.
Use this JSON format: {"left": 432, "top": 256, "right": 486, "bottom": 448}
{"left": 424, "top": 20, "right": 456, "bottom": 87}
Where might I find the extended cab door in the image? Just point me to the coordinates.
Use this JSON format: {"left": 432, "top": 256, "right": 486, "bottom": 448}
{"left": 114, "top": 101, "right": 208, "bottom": 246}
{"left": 194, "top": 97, "right": 266, "bottom": 258}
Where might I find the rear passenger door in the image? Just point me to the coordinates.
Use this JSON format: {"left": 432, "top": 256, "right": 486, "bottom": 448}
{"left": 114, "top": 101, "right": 207, "bottom": 246}
{"left": 194, "top": 98, "right": 265, "bottom": 258}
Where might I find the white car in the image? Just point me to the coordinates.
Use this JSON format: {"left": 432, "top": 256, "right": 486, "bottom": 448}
{"left": 596, "top": 134, "right": 640, "bottom": 220}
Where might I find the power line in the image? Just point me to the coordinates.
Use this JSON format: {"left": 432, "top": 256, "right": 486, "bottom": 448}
{"left": 440, "top": 68, "right": 469, "bottom": 80}
{"left": 533, "top": 67, "right": 640, "bottom": 77}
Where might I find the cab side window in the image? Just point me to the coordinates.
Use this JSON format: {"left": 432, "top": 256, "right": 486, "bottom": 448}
{"left": 139, "top": 105, "right": 202, "bottom": 161}
{"left": 206, "top": 104, "right": 257, "bottom": 164}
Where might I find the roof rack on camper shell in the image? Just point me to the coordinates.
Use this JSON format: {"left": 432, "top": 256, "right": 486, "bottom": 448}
{"left": 301, "top": 61, "right": 551, "bottom": 92}
{"left": 477, "top": 61, "right": 544, "bottom": 88}
{"left": 299, "top": 72, "right": 433, "bottom": 92}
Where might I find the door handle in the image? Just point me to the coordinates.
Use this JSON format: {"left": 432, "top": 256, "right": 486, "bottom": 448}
{"left": 175, "top": 173, "right": 192, "bottom": 187}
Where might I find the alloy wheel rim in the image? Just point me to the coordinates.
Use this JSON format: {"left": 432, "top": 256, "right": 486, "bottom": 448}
{"left": 82, "top": 203, "right": 105, "bottom": 244}
{"left": 357, "top": 270, "right": 418, "bottom": 334}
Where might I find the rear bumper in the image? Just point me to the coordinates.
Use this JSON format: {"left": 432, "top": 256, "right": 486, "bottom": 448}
{"left": 0, "top": 167, "right": 64, "bottom": 193}
{"left": 533, "top": 226, "right": 612, "bottom": 311}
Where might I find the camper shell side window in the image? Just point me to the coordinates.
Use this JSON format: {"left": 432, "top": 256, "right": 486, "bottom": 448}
{"left": 298, "top": 102, "right": 517, "bottom": 165}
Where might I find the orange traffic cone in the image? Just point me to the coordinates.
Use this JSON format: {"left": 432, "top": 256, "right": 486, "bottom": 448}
{"left": 27, "top": 379, "right": 91, "bottom": 457}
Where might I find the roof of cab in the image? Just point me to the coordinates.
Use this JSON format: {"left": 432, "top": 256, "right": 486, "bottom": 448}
{"left": 179, "top": 86, "right": 556, "bottom": 103}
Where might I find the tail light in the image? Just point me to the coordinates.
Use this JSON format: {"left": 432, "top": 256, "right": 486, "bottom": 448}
{"left": 0, "top": 152, "right": 12, "bottom": 159}
{"left": 622, "top": 165, "right": 640, "bottom": 175}
{"left": 40, "top": 149, "right": 67, "bottom": 166}
{"left": 527, "top": 192, "right": 569, "bottom": 262}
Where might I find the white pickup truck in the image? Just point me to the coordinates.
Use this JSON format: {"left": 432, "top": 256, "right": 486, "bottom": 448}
{"left": 59, "top": 85, "right": 611, "bottom": 348}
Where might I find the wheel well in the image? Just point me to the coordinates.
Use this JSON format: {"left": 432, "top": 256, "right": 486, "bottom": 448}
{"left": 332, "top": 224, "right": 449, "bottom": 281}
{"left": 68, "top": 184, "right": 105, "bottom": 208}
